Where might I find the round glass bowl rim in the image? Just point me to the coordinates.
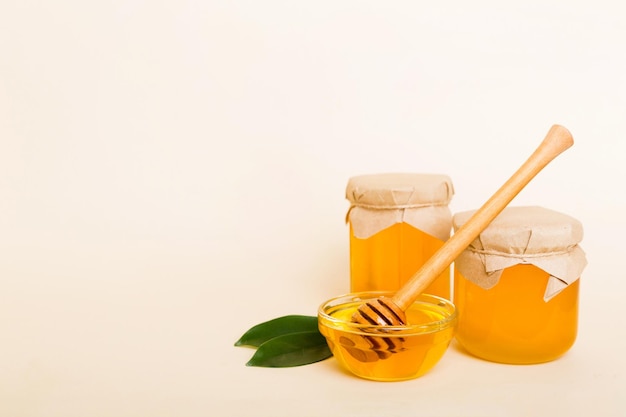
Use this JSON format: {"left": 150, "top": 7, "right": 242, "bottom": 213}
{"left": 318, "top": 291, "right": 458, "bottom": 336}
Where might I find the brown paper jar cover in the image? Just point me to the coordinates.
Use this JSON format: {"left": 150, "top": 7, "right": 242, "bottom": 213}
{"left": 346, "top": 173, "right": 454, "bottom": 240}
{"left": 453, "top": 206, "right": 587, "bottom": 301}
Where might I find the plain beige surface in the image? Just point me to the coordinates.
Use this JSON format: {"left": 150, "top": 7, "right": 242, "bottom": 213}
{"left": 1, "top": 1, "right": 625, "bottom": 416}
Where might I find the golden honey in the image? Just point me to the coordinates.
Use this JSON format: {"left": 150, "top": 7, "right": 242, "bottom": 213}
{"left": 318, "top": 292, "right": 457, "bottom": 381}
{"left": 455, "top": 265, "right": 579, "bottom": 363}
{"left": 350, "top": 223, "right": 449, "bottom": 296}
{"left": 346, "top": 173, "right": 454, "bottom": 299}
{"left": 453, "top": 206, "right": 587, "bottom": 364}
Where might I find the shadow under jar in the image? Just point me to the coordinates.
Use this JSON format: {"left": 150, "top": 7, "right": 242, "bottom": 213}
{"left": 453, "top": 206, "right": 587, "bottom": 364}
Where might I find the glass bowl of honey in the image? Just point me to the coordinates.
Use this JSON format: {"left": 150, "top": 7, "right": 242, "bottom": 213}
{"left": 318, "top": 291, "right": 457, "bottom": 381}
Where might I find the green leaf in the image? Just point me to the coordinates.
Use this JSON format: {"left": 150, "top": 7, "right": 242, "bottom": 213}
{"left": 234, "top": 315, "right": 320, "bottom": 347}
{"left": 245, "top": 331, "right": 332, "bottom": 368}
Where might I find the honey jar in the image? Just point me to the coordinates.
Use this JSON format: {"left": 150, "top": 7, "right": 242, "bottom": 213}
{"left": 345, "top": 173, "right": 454, "bottom": 298}
{"left": 453, "top": 206, "right": 587, "bottom": 364}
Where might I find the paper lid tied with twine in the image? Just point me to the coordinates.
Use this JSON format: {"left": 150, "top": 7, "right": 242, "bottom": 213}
{"left": 453, "top": 206, "right": 587, "bottom": 301}
{"left": 346, "top": 173, "right": 454, "bottom": 241}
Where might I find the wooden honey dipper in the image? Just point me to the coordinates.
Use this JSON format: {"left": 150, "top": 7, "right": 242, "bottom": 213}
{"left": 350, "top": 125, "right": 574, "bottom": 358}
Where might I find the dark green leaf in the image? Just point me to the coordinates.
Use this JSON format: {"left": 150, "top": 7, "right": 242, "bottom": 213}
{"left": 234, "top": 315, "right": 319, "bottom": 347}
{"left": 245, "top": 331, "right": 332, "bottom": 367}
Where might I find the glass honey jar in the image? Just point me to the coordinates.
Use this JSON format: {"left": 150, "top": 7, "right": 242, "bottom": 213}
{"left": 453, "top": 206, "right": 587, "bottom": 364}
{"left": 345, "top": 173, "right": 454, "bottom": 299}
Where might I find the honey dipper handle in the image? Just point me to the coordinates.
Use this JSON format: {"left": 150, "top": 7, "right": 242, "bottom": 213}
{"left": 391, "top": 124, "right": 574, "bottom": 311}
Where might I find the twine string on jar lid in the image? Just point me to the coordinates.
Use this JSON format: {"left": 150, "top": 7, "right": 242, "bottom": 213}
{"left": 453, "top": 206, "right": 587, "bottom": 302}
{"left": 346, "top": 173, "right": 454, "bottom": 241}
{"left": 467, "top": 245, "right": 578, "bottom": 259}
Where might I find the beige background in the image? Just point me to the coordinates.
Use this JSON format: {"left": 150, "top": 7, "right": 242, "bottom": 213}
{"left": 1, "top": 1, "right": 624, "bottom": 416}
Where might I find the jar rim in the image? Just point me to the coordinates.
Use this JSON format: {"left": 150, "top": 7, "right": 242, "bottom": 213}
{"left": 318, "top": 291, "right": 457, "bottom": 336}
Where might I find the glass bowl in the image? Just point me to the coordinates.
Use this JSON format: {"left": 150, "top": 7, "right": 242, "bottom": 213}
{"left": 318, "top": 291, "right": 457, "bottom": 381}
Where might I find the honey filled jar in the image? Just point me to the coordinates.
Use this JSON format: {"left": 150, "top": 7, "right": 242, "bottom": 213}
{"left": 453, "top": 206, "right": 587, "bottom": 364}
{"left": 345, "top": 173, "right": 454, "bottom": 298}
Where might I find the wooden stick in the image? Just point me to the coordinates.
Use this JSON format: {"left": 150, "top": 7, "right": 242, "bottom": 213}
{"left": 391, "top": 124, "right": 574, "bottom": 311}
